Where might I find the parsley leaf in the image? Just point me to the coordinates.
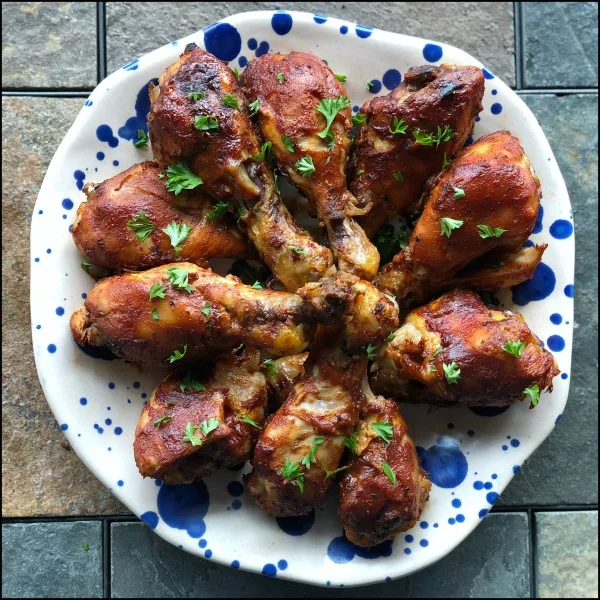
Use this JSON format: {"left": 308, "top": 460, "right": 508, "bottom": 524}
{"left": 152, "top": 308, "right": 159, "bottom": 320}
{"left": 248, "top": 98, "right": 260, "bottom": 116}
{"left": 478, "top": 224, "right": 507, "bottom": 239}
{"left": 366, "top": 81, "right": 374, "bottom": 90}
{"left": 334, "top": 73, "right": 347, "bottom": 82}
{"left": 276, "top": 72, "right": 285, "bottom": 84}
{"left": 166, "top": 266, "right": 193, "bottom": 292}
{"left": 429, "top": 347, "right": 443, "bottom": 360}
{"left": 295, "top": 155, "right": 316, "bottom": 178}
{"left": 393, "top": 171, "right": 404, "bottom": 182}
{"left": 503, "top": 340, "right": 526, "bottom": 358}
{"left": 382, "top": 461, "right": 397, "bottom": 485}
{"left": 232, "top": 67, "right": 241, "bottom": 81}
{"left": 165, "top": 161, "right": 203, "bottom": 194}
{"left": 281, "top": 458, "right": 304, "bottom": 492}
{"left": 325, "top": 465, "right": 350, "bottom": 479}
{"left": 194, "top": 114, "right": 218, "bottom": 131}
{"left": 253, "top": 140, "right": 272, "bottom": 162}
{"left": 281, "top": 135, "right": 295, "bottom": 152}
{"left": 356, "top": 168, "right": 365, "bottom": 176}
{"left": 149, "top": 282, "right": 166, "bottom": 300}
{"left": 443, "top": 151, "right": 451, "bottom": 167}
{"left": 262, "top": 358, "right": 278, "bottom": 378}
{"left": 153, "top": 414, "right": 172, "bottom": 428}
{"left": 182, "top": 422, "right": 202, "bottom": 446}
{"left": 127, "top": 210, "right": 155, "bottom": 241}
{"left": 386, "top": 333, "right": 396, "bottom": 342}
{"left": 188, "top": 91, "right": 204, "bottom": 101}
{"left": 300, "top": 436, "right": 325, "bottom": 470}
{"left": 351, "top": 113, "right": 367, "bottom": 126}
{"left": 439, "top": 217, "right": 464, "bottom": 237}
{"left": 316, "top": 96, "right": 350, "bottom": 140}
{"left": 524, "top": 384, "right": 540, "bottom": 407}
{"left": 81, "top": 260, "right": 92, "bottom": 272}
{"left": 134, "top": 129, "right": 148, "bottom": 148}
{"left": 162, "top": 221, "right": 192, "bottom": 253}
{"left": 169, "top": 345, "right": 187, "bottom": 363}
{"left": 371, "top": 421, "right": 393, "bottom": 444}
{"left": 208, "top": 200, "right": 230, "bottom": 221}
{"left": 236, "top": 413, "right": 261, "bottom": 429}
{"left": 222, "top": 94, "right": 241, "bottom": 111}
{"left": 374, "top": 224, "right": 410, "bottom": 264}
{"left": 413, "top": 125, "right": 454, "bottom": 149}
{"left": 178, "top": 374, "right": 206, "bottom": 392}
{"left": 201, "top": 302, "right": 212, "bottom": 316}
{"left": 82, "top": 543, "right": 90, "bottom": 551}
{"left": 199, "top": 417, "right": 220, "bottom": 437}
{"left": 389, "top": 117, "right": 408, "bottom": 135}
{"left": 343, "top": 431, "right": 357, "bottom": 454}
{"left": 289, "top": 245, "right": 306, "bottom": 256}
{"left": 366, "top": 344, "right": 378, "bottom": 360}
{"left": 453, "top": 187, "right": 465, "bottom": 199}
{"left": 442, "top": 362, "right": 461, "bottom": 384}
{"left": 251, "top": 281, "right": 263, "bottom": 289}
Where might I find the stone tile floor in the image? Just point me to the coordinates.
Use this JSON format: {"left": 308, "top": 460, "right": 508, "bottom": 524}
{"left": 2, "top": 2, "right": 598, "bottom": 598}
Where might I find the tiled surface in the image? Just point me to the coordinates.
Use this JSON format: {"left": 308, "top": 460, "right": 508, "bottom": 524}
{"left": 536, "top": 511, "right": 598, "bottom": 598}
{"left": 106, "top": 1, "right": 516, "bottom": 86}
{"left": 1, "top": 521, "right": 103, "bottom": 598}
{"left": 1, "top": 2, "right": 97, "bottom": 89}
{"left": 110, "top": 513, "right": 530, "bottom": 598}
{"left": 522, "top": 2, "right": 598, "bottom": 88}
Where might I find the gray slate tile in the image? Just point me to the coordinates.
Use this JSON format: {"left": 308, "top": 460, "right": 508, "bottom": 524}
{"left": 1, "top": 2, "right": 97, "bottom": 89}
{"left": 498, "top": 94, "right": 598, "bottom": 507}
{"left": 522, "top": 2, "right": 598, "bottom": 88}
{"left": 2, "top": 521, "right": 102, "bottom": 598}
{"left": 2, "top": 97, "right": 127, "bottom": 517}
{"left": 111, "top": 513, "right": 530, "bottom": 598}
{"left": 536, "top": 511, "right": 598, "bottom": 598}
{"left": 106, "top": 2, "right": 515, "bottom": 86}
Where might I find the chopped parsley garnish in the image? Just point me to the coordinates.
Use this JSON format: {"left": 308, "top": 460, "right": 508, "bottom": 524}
{"left": 413, "top": 125, "right": 454, "bottom": 149}
{"left": 295, "top": 155, "right": 316, "bottom": 177}
{"left": 503, "top": 340, "right": 526, "bottom": 358}
{"left": 182, "top": 422, "right": 201, "bottom": 446}
{"left": 393, "top": 171, "right": 404, "bottom": 182}
{"left": 276, "top": 72, "right": 285, "bottom": 84}
{"left": 169, "top": 345, "right": 187, "bottom": 363}
{"left": 281, "top": 458, "right": 304, "bottom": 492}
{"left": 81, "top": 261, "right": 91, "bottom": 272}
{"left": 208, "top": 200, "right": 230, "bottom": 221}
{"left": 386, "top": 333, "right": 396, "bottom": 342}
{"left": 439, "top": 217, "right": 464, "bottom": 238}
{"left": 178, "top": 374, "right": 206, "bottom": 392}
{"left": 281, "top": 135, "right": 295, "bottom": 152}
{"left": 316, "top": 96, "right": 350, "bottom": 140}
{"left": 301, "top": 436, "right": 325, "bottom": 469}
{"left": 325, "top": 465, "right": 350, "bottom": 479}
{"left": 153, "top": 414, "right": 172, "bottom": 428}
{"left": 229, "top": 260, "right": 269, "bottom": 286}
{"left": 429, "top": 347, "right": 443, "bottom": 360}
{"left": 253, "top": 140, "right": 272, "bottom": 162}
{"left": 343, "top": 431, "right": 357, "bottom": 454}
{"left": 162, "top": 222, "right": 192, "bottom": 253}
{"left": 201, "top": 302, "right": 212, "bottom": 316}
{"left": 236, "top": 413, "right": 261, "bottom": 429}
{"left": 232, "top": 67, "right": 241, "bottom": 81}
{"left": 366, "top": 81, "right": 374, "bottom": 90}
{"left": 133, "top": 129, "right": 148, "bottom": 148}
{"left": 429, "top": 364, "right": 438, "bottom": 372}
{"left": 222, "top": 94, "right": 241, "bottom": 111}
{"left": 351, "top": 113, "right": 367, "bottom": 126}
{"left": 194, "top": 114, "right": 218, "bottom": 131}
{"left": 524, "top": 384, "right": 540, "bottom": 407}
{"left": 262, "top": 358, "right": 278, "bottom": 378}
{"left": 149, "top": 283, "right": 166, "bottom": 300}
{"left": 382, "top": 461, "right": 397, "bottom": 485}
{"left": 151, "top": 308, "right": 159, "bottom": 320}
{"left": 166, "top": 266, "right": 193, "bottom": 292}
{"left": 127, "top": 210, "right": 155, "bottom": 241}
{"left": 248, "top": 98, "right": 260, "bottom": 116}
{"left": 334, "top": 73, "right": 347, "bottom": 82}
{"left": 442, "top": 361, "right": 461, "bottom": 384}
{"left": 371, "top": 421, "right": 393, "bottom": 444}
{"left": 199, "top": 417, "right": 220, "bottom": 437}
{"left": 374, "top": 224, "right": 410, "bottom": 264}
{"left": 82, "top": 543, "right": 90, "bottom": 551}
{"left": 356, "top": 169, "right": 365, "bottom": 176}
{"left": 453, "top": 187, "right": 465, "bottom": 199}
{"left": 251, "top": 281, "right": 263, "bottom": 289}
{"left": 188, "top": 91, "right": 204, "bottom": 101}
{"left": 478, "top": 224, "right": 507, "bottom": 238}
{"left": 389, "top": 117, "right": 408, "bottom": 135}
{"left": 165, "top": 161, "right": 203, "bottom": 194}
{"left": 366, "top": 344, "right": 378, "bottom": 360}
{"left": 443, "top": 151, "right": 451, "bottom": 167}
{"left": 289, "top": 245, "right": 306, "bottom": 256}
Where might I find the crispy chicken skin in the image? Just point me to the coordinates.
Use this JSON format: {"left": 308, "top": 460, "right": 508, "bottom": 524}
{"left": 242, "top": 51, "right": 380, "bottom": 280}
{"left": 350, "top": 64, "right": 484, "bottom": 236}
{"left": 71, "top": 162, "right": 251, "bottom": 271}
{"left": 134, "top": 348, "right": 268, "bottom": 483}
{"left": 70, "top": 263, "right": 354, "bottom": 364}
{"left": 371, "top": 289, "right": 560, "bottom": 407}
{"left": 338, "top": 393, "right": 431, "bottom": 547}
{"left": 148, "top": 43, "right": 260, "bottom": 201}
{"left": 375, "top": 131, "right": 545, "bottom": 306}
{"left": 266, "top": 353, "right": 309, "bottom": 406}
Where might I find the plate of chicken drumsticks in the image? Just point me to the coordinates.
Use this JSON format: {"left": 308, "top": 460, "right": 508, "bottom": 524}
{"left": 31, "top": 10, "right": 574, "bottom": 587}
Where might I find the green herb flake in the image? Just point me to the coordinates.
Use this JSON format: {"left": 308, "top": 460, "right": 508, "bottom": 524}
{"left": 442, "top": 361, "right": 461, "bottom": 385}
{"left": 149, "top": 282, "right": 166, "bottom": 300}
{"left": 316, "top": 96, "right": 350, "bottom": 140}
{"left": 443, "top": 151, "right": 451, "bottom": 167}
{"left": 194, "top": 114, "right": 218, "bottom": 131}
{"left": 371, "top": 420, "right": 393, "bottom": 444}
{"left": 178, "top": 374, "right": 206, "bottom": 392}
{"left": 393, "top": 171, "right": 404, "bottom": 182}
{"left": 182, "top": 422, "right": 202, "bottom": 446}
{"left": 188, "top": 92, "right": 205, "bottom": 101}
{"left": 300, "top": 436, "right": 325, "bottom": 469}
{"left": 276, "top": 72, "right": 285, "bottom": 84}
{"left": 412, "top": 125, "right": 454, "bottom": 149}
{"left": 325, "top": 465, "right": 350, "bottom": 479}
{"left": 151, "top": 308, "right": 160, "bottom": 320}
{"left": 366, "top": 344, "right": 378, "bottom": 360}
{"left": 429, "top": 347, "right": 443, "bottom": 360}
{"left": 248, "top": 98, "right": 260, "bottom": 116}
{"left": 382, "top": 461, "right": 397, "bottom": 486}
{"left": 389, "top": 117, "right": 408, "bottom": 135}
{"left": 162, "top": 222, "right": 192, "bottom": 254}
{"left": 236, "top": 413, "right": 261, "bottom": 429}
{"left": 153, "top": 414, "right": 172, "bottom": 428}
{"left": 232, "top": 67, "right": 241, "bottom": 81}
{"left": 478, "top": 224, "right": 507, "bottom": 239}
{"left": 351, "top": 113, "right": 367, "bottom": 126}
{"left": 199, "top": 417, "right": 220, "bottom": 437}
{"left": 386, "top": 333, "right": 396, "bottom": 342}
{"left": 344, "top": 431, "right": 357, "bottom": 455}
{"left": 334, "top": 73, "right": 347, "bottom": 82}
{"left": 356, "top": 168, "right": 365, "bottom": 176}
{"left": 253, "top": 140, "right": 272, "bottom": 162}
{"left": 133, "top": 129, "right": 148, "bottom": 148}
{"left": 281, "top": 135, "right": 295, "bottom": 152}
{"left": 439, "top": 217, "right": 464, "bottom": 238}
{"left": 222, "top": 94, "right": 241, "bottom": 111}
{"left": 524, "top": 384, "right": 540, "bottom": 407}
{"left": 453, "top": 187, "right": 465, "bottom": 199}
{"left": 82, "top": 543, "right": 89, "bottom": 552}
{"left": 127, "top": 210, "right": 155, "bottom": 241}
{"left": 262, "top": 358, "right": 278, "bottom": 378}
{"left": 281, "top": 458, "right": 304, "bottom": 492}
{"left": 208, "top": 200, "right": 230, "bottom": 221}
{"left": 165, "top": 161, "right": 203, "bottom": 195}
{"left": 503, "top": 340, "right": 526, "bottom": 358}
{"left": 366, "top": 81, "right": 374, "bottom": 90}
{"left": 289, "top": 245, "right": 306, "bottom": 256}
{"left": 374, "top": 224, "right": 410, "bottom": 264}
{"left": 166, "top": 266, "right": 193, "bottom": 292}
{"left": 169, "top": 345, "right": 187, "bottom": 363}
{"left": 81, "top": 260, "right": 92, "bottom": 272}
{"left": 201, "top": 301, "right": 212, "bottom": 317}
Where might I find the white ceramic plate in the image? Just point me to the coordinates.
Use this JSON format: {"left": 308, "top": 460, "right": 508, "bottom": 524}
{"left": 30, "top": 10, "right": 574, "bottom": 587}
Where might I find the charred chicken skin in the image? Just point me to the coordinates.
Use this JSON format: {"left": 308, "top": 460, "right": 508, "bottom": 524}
{"left": 338, "top": 392, "right": 431, "bottom": 547}
{"left": 371, "top": 289, "right": 559, "bottom": 407}
{"left": 134, "top": 347, "right": 268, "bottom": 483}
{"left": 374, "top": 131, "right": 545, "bottom": 306}
{"left": 350, "top": 64, "right": 485, "bottom": 236}
{"left": 70, "top": 263, "right": 354, "bottom": 365}
{"left": 242, "top": 51, "right": 380, "bottom": 280}
{"left": 71, "top": 162, "right": 251, "bottom": 272}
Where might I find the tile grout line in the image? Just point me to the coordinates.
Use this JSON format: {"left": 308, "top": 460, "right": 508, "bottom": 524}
{"left": 97, "top": 1, "right": 107, "bottom": 83}
{"left": 514, "top": 1, "right": 525, "bottom": 90}
{"left": 529, "top": 509, "right": 539, "bottom": 598}
{"left": 103, "top": 519, "right": 111, "bottom": 599}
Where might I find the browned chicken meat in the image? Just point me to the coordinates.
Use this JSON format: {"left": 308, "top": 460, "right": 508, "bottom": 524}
{"left": 134, "top": 347, "right": 267, "bottom": 483}
{"left": 350, "top": 64, "right": 485, "bottom": 236}
{"left": 71, "top": 162, "right": 251, "bottom": 272}
{"left": 338, "top": 392, "right": 431, "bottom": 547}
{"left": 242, "top": 51, "right": 380, "bottom": 280}
{"left": 371, "top": 289, "right": 560, "bottom": 407}
{"left": 70, "top": 263, "right": 354, "bottom": 365}
{"left": 375, "top": 131, "right": 545, "bottom": 306}
{"left": 265, "top": 353, "right": 308, "bottom": 406}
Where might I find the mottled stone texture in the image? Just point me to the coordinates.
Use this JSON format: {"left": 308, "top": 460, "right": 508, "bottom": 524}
{"left": 2, "top": 521, "right": 103, "bottom": 598}
{"left": 111, "top": 513, "right": 529, "bottom": 598}
{"left": 106, "top": 2, "right": 515, "bottom": 86}
{"left": 499, "top": 94, "right": 598, "bottom": 507}
{"left": 536, "top": 511, "right": 598, "bottom": 598}
{"left": 2, "top": 97, "right": 127, "bottom": 517}
{"left": 523, "top": 2, "right": 598, "bottom": 88}
{"left": 1, "top": 2, "right": 97, "bottom": 89}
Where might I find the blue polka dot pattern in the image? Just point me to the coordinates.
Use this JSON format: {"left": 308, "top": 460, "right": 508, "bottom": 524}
{"left": 56, "top": 307, "right": 65, "bottom": 316}
{"left": 340, "top": 25, "right": 348, "bottom": 34}
{"left": 547, "top": 335, "right": 565, "bottom": 352}
{"left": 204, "top": 22, "right": 241, "bottom": 62}
{"left": 367, "top": 79, "right": 382, "bottom": 94}
{"left": 550, "top": 313, "right": 562, "bottom": 324}
{"left": 382, "top": 69, "right": 401, "bottom": 90}
{"left": 549, "top": 219, "right": 573, "bottom": 239}
{"left": 355, "top": 25, "right": 373, "bottom": 38}
{"left": 491, "top": 103, "right": 503, "bottom": 115}
{"left": 272, "top": 12, "right": 293, "bottom": 35}
{"left": 482, "top": 68, "right": 495, "bottom": 79}
{"left": 262, "top": 563, "right": 277, "bottom": 576}
{"left": 48, "top": 344, "right": 57, "bottom": 353}
{"left": 247, "top": 38, "right": 257, "bottom": 50}
{"left": 61, "top": 198, "right": 73, "bottom": 210}
{"left": 423, "top": 43, "right": 443, "bottom": 62}
{"left": 564, "top": 284, "right": 575, "bottom": 298}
